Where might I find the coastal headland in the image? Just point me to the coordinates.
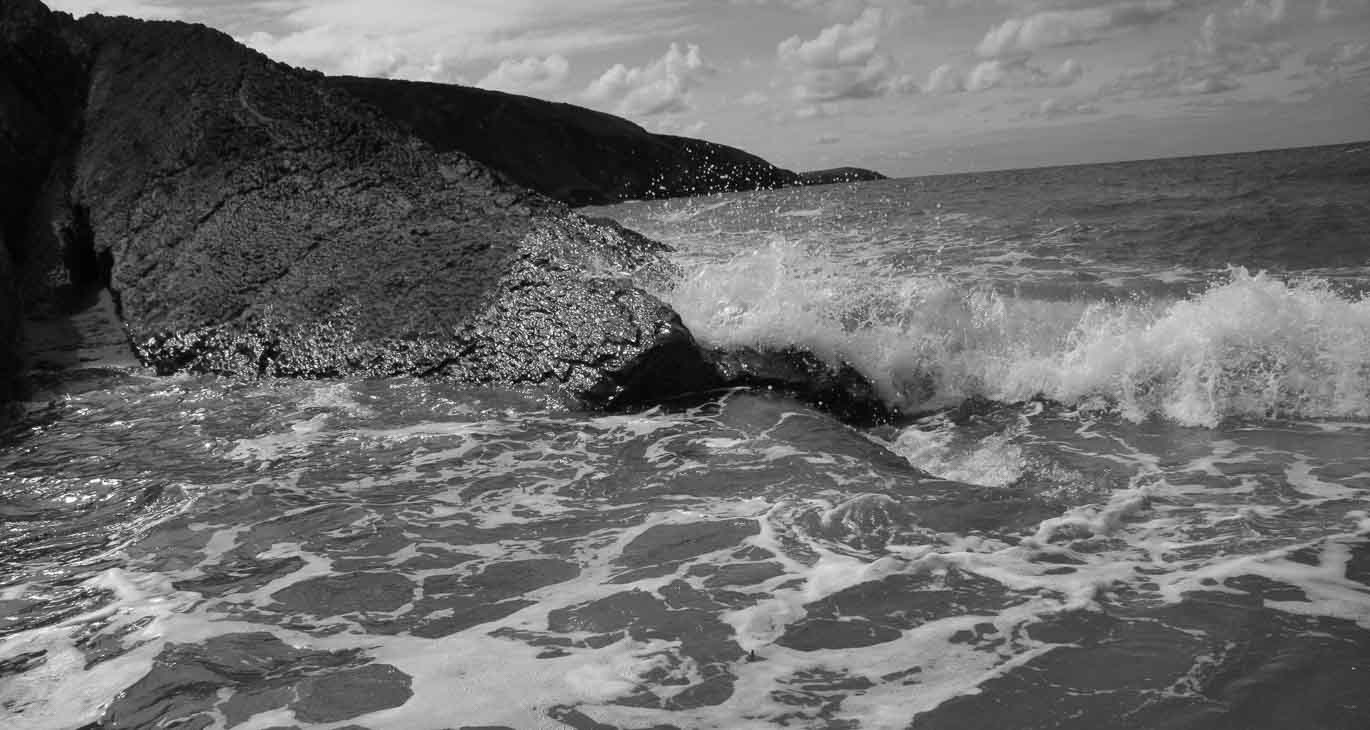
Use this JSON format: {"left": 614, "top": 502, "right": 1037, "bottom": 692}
{"left": 0, "top": 0, "right": 886, "bottom": 420}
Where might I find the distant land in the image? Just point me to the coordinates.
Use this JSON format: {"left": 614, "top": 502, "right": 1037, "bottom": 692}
{"left": 328, "top": 76, "right": 884, "bottom": 207}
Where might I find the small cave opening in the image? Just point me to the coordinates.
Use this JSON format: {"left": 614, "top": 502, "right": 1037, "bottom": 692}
{"left": 60, "top": 203, "right": 116, "bottom": 313}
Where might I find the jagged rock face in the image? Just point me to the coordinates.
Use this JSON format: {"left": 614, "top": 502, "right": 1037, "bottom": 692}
{"left": 327, "top": 77, "right": 801, "bottom": 206}
{"left": 1, "top": 0, "right": 89, "bottom": 404}
{"left": 0, "top": 0, "right": 95, "bottom": 319}
{"left": 0, "top": 4, "right": 722, "bottom": 407}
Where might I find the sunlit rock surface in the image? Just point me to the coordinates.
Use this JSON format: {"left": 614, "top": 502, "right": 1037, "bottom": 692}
{"left": 0, "top": 0, "right": 722, "bottom": 406}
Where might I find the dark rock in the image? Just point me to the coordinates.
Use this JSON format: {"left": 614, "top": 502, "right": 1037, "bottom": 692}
{"left": 327, "top": 77, "right": 801, "bottom": 206}
{"left": 706, "top": 346, "right": 900, "bottom": 426}
{"left": 797, "top": 167, "right": 887, "bottom": 186}
{"left": 72, "top": 15, "right": 698, "bottom": 402}
{"left": 0, "top": 5, "right": 726, "bottom": 406}
{"left": 0, "top": 0, "right": 92, "bottom": 313}
{"left": 0, "top": 0, "right": 92, "bottom": 407}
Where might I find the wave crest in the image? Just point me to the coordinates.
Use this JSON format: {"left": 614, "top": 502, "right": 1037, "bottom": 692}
{"left": 662, "top": 239, "right": 1370, "bottom": 426}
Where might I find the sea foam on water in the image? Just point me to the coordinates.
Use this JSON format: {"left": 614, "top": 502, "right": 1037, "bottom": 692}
{"left": 666, "top": 237, "right": 1370, "bottom": 426}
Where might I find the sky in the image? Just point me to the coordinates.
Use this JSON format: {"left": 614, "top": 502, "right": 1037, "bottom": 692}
{"left": 43, "top": 0, "right": 1370, "bottom": 176}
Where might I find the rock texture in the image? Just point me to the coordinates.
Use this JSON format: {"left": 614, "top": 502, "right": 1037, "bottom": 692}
{"left": 0, "top": 1, "right": 893, "bottom": 417}
{"left": 0, "top": 0, "right": 93, "bottom": 406}
{"left": 0, "top": 2, "right": 722, "bottom": 406}
{"left": 328, "top": 77, "right": 804, "bottom": 206}
{"left": 707, "top": 346, "right": 900, "bottom": 426}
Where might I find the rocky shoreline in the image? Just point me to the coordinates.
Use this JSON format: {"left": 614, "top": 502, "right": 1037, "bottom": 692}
{"left": 0, "top": 0, "right": 890, "bottom": 423}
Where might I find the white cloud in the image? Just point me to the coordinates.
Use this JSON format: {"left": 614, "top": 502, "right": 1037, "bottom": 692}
{"left": 1306, "top": 39, "right": 1370, "bottom": 70}
{"left": 53, "top": 0, "right": 692, "bottom": 82}
{"left": 740, "top": 91, "right": 771, "bottom": 105}
{"left": 1099, "top": 0, "right": 1308, "bottom": 99}
{"left": 655, "top": 118, "right": 708, "bottom": 136}
{"left": 1030, "top": 95, "right": 1103, "bottom": 118}
{"left": 936, "top": 57, "right": 1084, "bottom": 92}
{"left": 583, "top": 43, "right": 716, "bottom": 117}
{"left": 976, "top": 1, "right": 1182, "bottom": 58}
{"left": 777, "top": 6, "right": 912, "bottom": 100}
{"left": 44, "top": 0, "right": 185, "bottom": 20}
{"left": 1199, "top": 0, "right": 1291, "bottom": 54}
{"left": 1316, "top": 0, "right": 1370, "bottom": 22}
{"left": 924, "top": 63, "right": 965, "bottom": 94}
{"left": 476, "top": 55, "right": 570, "bottom": 94}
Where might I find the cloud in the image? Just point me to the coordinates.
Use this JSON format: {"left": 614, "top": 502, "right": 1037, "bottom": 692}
{"left": 967, "top": 56, "right": 1084, "bottom": 90}
{"left": 925, "top": 57, "right": 1082, "bottom": 93}
{"left": 53, "top": 0, "right": 692, "bottom": 82}
{"left": 1306, "top": 39, "right": 1370, "bottom": 70}
{"left": 976, "top": 1, "right": 1183, "bottom": 58}
{"left": 924, "top": 63, "right": 965, "bottom": 94}
{"left": 583, "top": 43, "right": 716, "bottom": 117}
{"left": 1103, "top": 53, "right": 1250, "bottom": 97}
{"left": 1316, "top": 0, "right": 1370, "bottom": 22}
{"left": 655, "top": 118, "right": 708, "bottom": 136}
{"left": 1029, "top": 95, "right": 1103, "bottom": 118}
{"left": 476, "top": 55, "right": 570, "bottom": 94}
{"left": 44, "top": 0, "right": 185, "bottom": 20}
{"left": 740, "top": 91, "right": 771, "bottom": 105}
{"left": 777, "top": 6, "right": 913, "bottom": 100}
{"left": 1198, "top": 0, "right": 1291, "bottom": 53}
{"left": 1100, "top": 0, "right": 1307, "bottom": 99}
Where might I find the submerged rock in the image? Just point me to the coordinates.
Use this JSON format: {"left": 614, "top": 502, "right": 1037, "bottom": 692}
{"left": 0, "top": 2, "right": 717, "bottom": 406}
{"left": 706, "top": 346, "right": 900, "bottom": 426}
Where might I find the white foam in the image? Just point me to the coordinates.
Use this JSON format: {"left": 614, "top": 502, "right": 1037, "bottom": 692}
{"left": 666, "top": 246, "right": 1370, "bottom": 425}
{"left": 0, "top": 569, "right": 195, "bottom": 730}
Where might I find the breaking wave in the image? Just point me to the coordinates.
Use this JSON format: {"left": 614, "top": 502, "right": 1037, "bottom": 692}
{"left": 662, "top": 238, "right": 1370, "bottom": 427}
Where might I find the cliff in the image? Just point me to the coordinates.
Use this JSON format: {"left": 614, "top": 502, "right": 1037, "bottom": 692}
{"left": 0, "top": 0, "right": 898, "bottom": 422}
{"left": 327, "top": 77, "right": 803, "bottom": 206}
{"left": 0, "top": 0, "right": 719, "bottom": 407}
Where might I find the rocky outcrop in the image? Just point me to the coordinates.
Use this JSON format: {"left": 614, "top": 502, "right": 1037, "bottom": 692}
{"left": 0, "top": 1, "right": 896, "bottom": 418}
{"left": 327, "top": 77, "right": 802, "bottom": 206}
{"left": 798, "top": 167, "right": 887, "bottom": 186}
{"left": 0, "top": 3, "right": 723, "bottom": 407}
{"left": 706, "top": 347, "right": 900, "bottom": 426}
{"left": 1, "top": 0, "right": 93, "bottom": 407}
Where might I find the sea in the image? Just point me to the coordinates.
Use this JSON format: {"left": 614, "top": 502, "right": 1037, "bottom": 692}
{"left": 2, "top": 142, "right": 1369, "bottom": 730}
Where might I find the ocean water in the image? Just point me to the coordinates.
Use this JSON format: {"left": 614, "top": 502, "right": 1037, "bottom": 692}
{"left": 3, "top": 143, "right": 1370, "bottom": 729}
